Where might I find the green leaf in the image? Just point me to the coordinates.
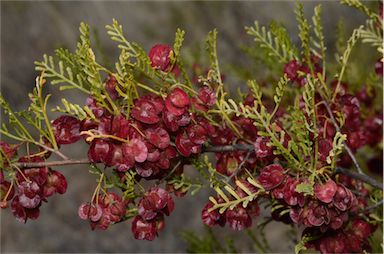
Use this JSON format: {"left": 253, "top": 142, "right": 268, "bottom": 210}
{"left": 173, "top": 28, "right": 192, "bottom": 86}
{"left": 173, "top": 28, "right": 185, "bottom": 60}
{"left": 312, "top": 5, "right": 326, "bottom": 75}
{"left": 295, "top": 182, "right": 314, "bottom": 195}
{"left": 206, "top": 29, "right": 222, "bottom": 84}
{"left": 295, "top": 236, "right": 310, "bottom": 254}
{"left": 295, "top": 2, "right": 311, "bottom": 61}
{"left": 327, "top": 132, "right": 347, "bottom": 169}
{"left": 35, "top": 54, "right": 90, "bottom": 94}
{"left": 245, "top": 21, "right": 298, "bottom": 63}
{"left": 359, "top": 19, "right": 383, "bottom": 54}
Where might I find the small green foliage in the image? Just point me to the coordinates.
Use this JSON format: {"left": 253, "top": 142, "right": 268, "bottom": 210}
{"left": 173, "top": 28, "right": 185, "bottom": 61}
{"left": 333, "top": 25, "right": 363, "bottom": 99}
{"left": 302, "top": 75, "right": 316, "bottom": 132}
{"left": 223, "top": 77, "right": 301, "bottom": 170}
{"left": 295, "top": 3, "right": 311, "bottom": 63}
{"left": 269, "top": 21, "right": 298, "bottom": 58}
{"left": 295, "top": 182, "right": 314, "bottom": 196}
{"left": 173, "top": 28, "right": 192, "bottom": 86}
{"left": 206, "top": 29, "right": 221, "bottom": 83}
{"left": 312, "top": 5, "right": 326, "bottom": 75}
{"left": 55, "top": 48, "right": 82, "bottom": 73}
{"left": 53, "top": 98, "right": 96, "bottom": 121}
{"left": 284, "top": 104, "right": 313, "bottom": 162}
{"left": 76, "top": 23, "right": 104, "bottom": 95}
{"left": 106, "top": 17, "right": 152, "bottom": 81}
{"left": 192, "top": 155, "right": 226, "bottom": 189}
{"left": 0, "top": 94, "right": 34, "bottom": 142}
{"left": 208, "top": 177, "right": 263, "bottom": 214}
{"left": 0, "top": 76, "right": 60, "bottom": 151}
{"left": 359, "top": 19, "right": 383, "bottom": 54}
{"left": 295, "top": 235, "right": 311, "bottom": 254}
{"left": 273, "top": 74, "right": 288, "bottom": 109}
{"left": 35, "top": 54, "right": 90, "bottom": 94}
{"left": 108, "top": 170, "right": 138, "bottom": 200}
{"left": 245, "top": 21, "right": 298, "bottom": 63}
{"left": 327, "top": 132, "right": 347, "bottom": 169}
{"left": 26, "top": 77, "right": 57, "bottom": 149}
{"left": 167, "top": 174, "right": 203, "bottom": 196}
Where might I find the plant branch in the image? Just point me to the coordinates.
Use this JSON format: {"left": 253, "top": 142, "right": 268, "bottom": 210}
{"left": 364, "top": 199, "right": 383, "bottom": 211}
{"left": 227, "top": 151, "right": 252, "bottom": 183}
{"left": 319, "top": 100, "right": 364, "bottom": 174}
{"left": 15, "top": 158, "right": 90, "bottom": 169}
{"left": 157, "top": 160, "right": 182, "bottom": 184}
{"left": 11, "top": 145, "right": 382, "bottom": 190}
{"left": 204, "top": 144, "right": 254, "bottom": 152}
{"left": 31, "top": 141, "right": 69, "bottom": 160}
{"left": 335, "top": 167, "right": 382, "bottom": 190}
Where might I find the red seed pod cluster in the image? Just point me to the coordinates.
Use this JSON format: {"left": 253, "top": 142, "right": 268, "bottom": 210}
{"left": 315, "top": 80, "right": 383, "bottom": 167}
{"left": 305, "top": 218, "right": 374, "bottom": 253}
{"left": 45, "top": 55, "right": 218, "bottom": 240}
{"left": 78, "top": 192, "right": 128, "bottom": 230}
{"left": 81, "top": 83, "right": 216, "bottom": 180}
{"left": 283, "top": 56, "right": 323, "bottom": 87}
{"left": 6, "top": 155, "right": 67, "bottom": 222}
{"left": 257, "top": 164, "right": 360, "bottom": 231}
{"left": 132, "top": 187, "right": 174, "bottom": 240}
{"left": 0, "top": 28, "right": 382, "bottom": 253}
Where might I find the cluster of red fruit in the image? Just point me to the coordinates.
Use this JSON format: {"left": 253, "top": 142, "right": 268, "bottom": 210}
{"left": 306, "top": 218, "right": 374, "bottom": 253}
{"left": 272, "top": 163, "right": 376, "bottom": 253}
{"left": 198, "top": 55, "right": 382, "bottom": 253}
{"left": 283, "top": 56, "right": 323, "bottom": 87}
{"left": 304, "top": 173, "right": 377, "bottom": 253}
{"left": 0, "top": 142, "right": 67, "bottom": 223}
{"left": 78, "top": 192, "right": 127, "bottom": 230}
{"left": 281, "top": 57, "right": 383, "bottom": 169}
{"left": 53, "top": 44, "right": 219, "bottom": 238}
{"left": 132, "top": 187, "right": 174, "bottom": 240}
{"left": 0, "top": 40, "right": 382, "bottom": 252}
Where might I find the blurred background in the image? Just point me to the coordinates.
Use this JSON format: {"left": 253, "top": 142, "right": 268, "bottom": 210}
{"left": 0, "top": 1, "right": 371, "bottom": 252}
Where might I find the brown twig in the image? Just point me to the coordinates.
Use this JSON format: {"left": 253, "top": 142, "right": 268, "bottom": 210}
{"left": 32, "top": 142, "right": 69, "bottom": 160}
{"left": 156, "top": 160, "right": 182, "bottom": 184}
{"left": 335, "top": 167, "right": 382, "bottom": 190}
{"left": 15, "top": 158, "right": 90, "bottom": 169}
{"left": 204, "top": 143, "right": 254, "bottom": 153}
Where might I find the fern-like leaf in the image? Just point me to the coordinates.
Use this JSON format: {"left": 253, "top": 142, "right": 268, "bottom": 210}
{"left": 53, "top": 98, "right": 96, "bottom": 121}
{"left": 245, "top": 21, "right": 297, "bottom": 63}
{"left": 312, "top": 4, "right": 326, "bottom": 77}
{"left": 208, "top": 178, "right": 264, "bottom": 214}
{"left": 360, "top": 19, "right": 383, "bottom": 54}
{"left": 295, "top": 3, "right": 311, "bottom": 62}
{"left": 35, "top": 54, "right": 90, "bottom": 94}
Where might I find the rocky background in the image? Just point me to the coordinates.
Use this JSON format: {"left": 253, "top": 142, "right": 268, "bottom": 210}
{"left": 1, "top": 1, "right": 368, "bottom": 253}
